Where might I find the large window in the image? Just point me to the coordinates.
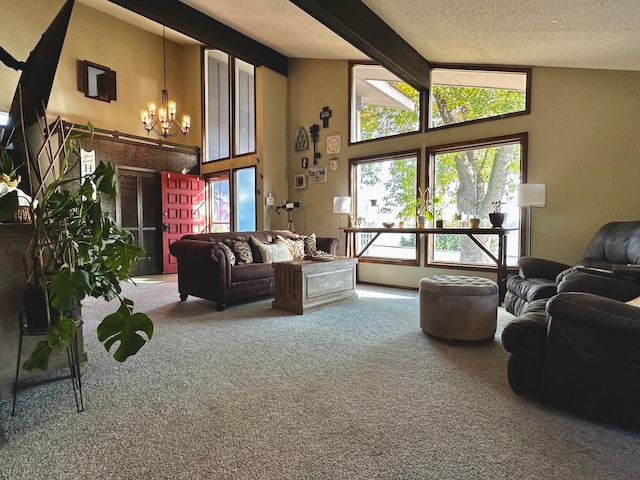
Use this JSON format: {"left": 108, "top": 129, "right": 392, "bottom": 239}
{"left": 350, "top": 63, "right": 421, "bottom": 144}
{"left": 204, "top": 50, "right": 256, "bottom": 162}
{"left": 350, "top": 150, "right": 420, "bottom": 264}
{"left": 429, "top": 67, "right": 529, "bottom": 129}
{"left": 427, "top": 134, "right": 527, "bottom": 267}
{"left": 207, "top": 172, "right": 230, "bottom": 232}
{"left": 234, "top": 166, "right": 256, "bottom": 232}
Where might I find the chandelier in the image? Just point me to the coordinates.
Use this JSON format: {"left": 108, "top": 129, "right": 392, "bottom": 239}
{"left": 140, "top": 26, "right": 190, "bottom": 138}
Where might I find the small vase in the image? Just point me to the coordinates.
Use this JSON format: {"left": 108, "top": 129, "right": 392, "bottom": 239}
{"left": 469, "top": 218, "right": 481, "bottom": 229}
{"left": 417, "top": 215, "right": 426, "bottom": 228}
{"left": 435, "top": 219, "right": 444, "bottom": 228}
{"left": 489, "top": 212, "right": 506, "bottom": 228}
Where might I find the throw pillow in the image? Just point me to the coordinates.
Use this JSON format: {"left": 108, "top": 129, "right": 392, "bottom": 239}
{"left": 224, "top": 238, "right": 253, "bottom": 264}
{"left": 626, "top": 296, "right": 640, "bottom": 308}
{"left": 219, "top": 243, "right": 236, "bottom": 266}
{"left": 278, "top": 235, "right": 305, "bottom": 259}
{"left": 248, "top": 235, "right": 266, "bottom": 263}
{"left": 257, "top": 241, "right": 293, "bottom": 264}
{"left": 304, "top": 233, "right": 318, "bottom": 256}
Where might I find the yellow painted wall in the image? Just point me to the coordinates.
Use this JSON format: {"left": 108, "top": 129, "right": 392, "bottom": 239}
{"left": 287, "top": 59, "right": 640, "bottom": 287}
{"left": 1, "top": 1, "right": 200, "bottom": 148}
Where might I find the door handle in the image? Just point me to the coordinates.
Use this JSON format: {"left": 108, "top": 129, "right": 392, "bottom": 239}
{"left": 161, "top": 223, "right": 170, "bottom": 232}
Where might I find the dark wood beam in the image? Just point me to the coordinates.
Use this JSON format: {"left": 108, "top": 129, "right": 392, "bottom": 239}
{"left": 107, "top": 0, "right": 288, "bottom": 76}
{"left": 289, "top": 0, "right": 430, "bottom": 90}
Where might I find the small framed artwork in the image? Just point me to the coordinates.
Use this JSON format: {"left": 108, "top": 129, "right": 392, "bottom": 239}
{"left": 301, "top": 157, "right": 308, "bottom": 169}
{"left": 328, "top": 157, "right": 339, "bottom": 172}
{"left": 308, "top": 166, "right": 327, "bottom": 184}
{"left": 294, "top": 174, "right": 306, "bottom": 189}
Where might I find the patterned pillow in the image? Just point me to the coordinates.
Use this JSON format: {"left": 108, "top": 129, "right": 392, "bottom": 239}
{"left": 278, "top": 235, "right": 305, "bottom": 259}
{"left": 304, "top": 233, "right": 318, "bottom": 256}
{"left": 219, "top": 243, "right": 236, "bottom": 266}
{"left": 223, "top": 238, "right": 253, "bottom": 264}
{"left": 257, "top": 241, "right": 292, "bottom": 264}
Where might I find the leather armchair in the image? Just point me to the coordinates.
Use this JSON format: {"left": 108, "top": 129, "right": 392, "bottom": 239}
{"left": 505, "top": 221, "right": 640, "bottom": 315}
{"left": 542, "top": 292, "right": 640, "bottom": 430}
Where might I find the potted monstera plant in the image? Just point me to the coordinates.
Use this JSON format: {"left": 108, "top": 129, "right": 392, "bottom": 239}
{"left": 21, "top": 121, "right": 153, "bottom": 371}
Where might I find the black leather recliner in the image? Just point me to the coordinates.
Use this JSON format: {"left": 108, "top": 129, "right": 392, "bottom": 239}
{"left": 505, "top": 221, "right": 640, "bottom": 316}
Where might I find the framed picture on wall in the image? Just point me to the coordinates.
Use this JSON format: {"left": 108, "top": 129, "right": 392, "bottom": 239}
{"left": 294, "top": 174, "right": 306, "bottom": 189}
{"left": 308, "top": 166, "right": 327, "bottom": 184}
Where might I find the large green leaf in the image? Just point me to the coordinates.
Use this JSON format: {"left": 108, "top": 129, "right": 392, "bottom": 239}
{"left": 49, "top": 268, "right": 92, "bottom": 312}
{"left": 0, "top": 190, "right": 18, "bottom": 221}
{"left": 23, "top": 316, "right": 76, "bottom": 371}
{"left": 94, "top": 161, "right": 117, "bottom": 197}
{"left": 97, "top": 298, "right": 153, "bottom": 362}
{"left": 102, "top": 239, "right": 145, "bottom": 278}
{"left": 23, "top": 341, "right": 53, "bottom": 372}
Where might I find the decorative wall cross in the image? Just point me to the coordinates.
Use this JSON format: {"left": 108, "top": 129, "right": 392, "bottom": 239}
{"left": 319, "top": 106, "right": 332, "bottom": 128}
{"left": 309, "top": 124, "right": 320, "bottom": 163}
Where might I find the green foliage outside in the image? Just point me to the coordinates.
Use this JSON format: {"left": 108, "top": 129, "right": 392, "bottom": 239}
{"left": 359, "top": 82, "right": 420, "bottom": 140}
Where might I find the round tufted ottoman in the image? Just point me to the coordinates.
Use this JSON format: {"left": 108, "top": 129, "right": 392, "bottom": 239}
{"left": 419, "top": 275, "right": 498, "bottom": 343}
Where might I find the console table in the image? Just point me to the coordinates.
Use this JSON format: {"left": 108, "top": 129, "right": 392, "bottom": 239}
{"left": 342, "top": 227, "right": 515, "bottom": 302}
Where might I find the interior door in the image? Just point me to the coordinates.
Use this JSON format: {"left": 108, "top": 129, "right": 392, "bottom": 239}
{"left": 117, "top": 168, "right": 160, "bottom": 276}
{"left": 161, "top": 171, "right": 206, "bottom": 273}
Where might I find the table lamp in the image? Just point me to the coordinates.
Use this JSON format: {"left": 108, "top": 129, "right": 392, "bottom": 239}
{"left": 517, "top": 184, "right": 546, "bottom": 256}
{"left": 333, "top": 196, "right": 351, "bottom": 255}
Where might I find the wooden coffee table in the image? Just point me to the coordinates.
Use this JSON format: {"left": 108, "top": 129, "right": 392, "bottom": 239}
{"left": 272, "top": 257, "right": 358, "bottom": 314}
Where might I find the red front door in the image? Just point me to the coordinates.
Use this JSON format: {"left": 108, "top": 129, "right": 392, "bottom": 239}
{"left": 161, "top": 171, "right": 206, "bottom": 273}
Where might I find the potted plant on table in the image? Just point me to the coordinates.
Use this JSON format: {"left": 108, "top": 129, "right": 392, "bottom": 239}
{"left": 416, "top": 187, "right": 440, "bottom": 228}
{"left": 489, "top": 201, "right": 507, "bottom": 228}
{"left": 20, "top": 118, "right": 153, "bottom": 371}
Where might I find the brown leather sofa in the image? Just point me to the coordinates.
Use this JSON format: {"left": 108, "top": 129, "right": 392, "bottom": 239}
{"left": 169, "top": 230, "right": 339, "bottom": 310}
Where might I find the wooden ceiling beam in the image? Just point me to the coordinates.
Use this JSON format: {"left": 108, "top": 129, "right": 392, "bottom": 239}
{"left": 107, "top": 0, "right": 288, "bottom": 76}
{"left": 289, "top": 0, "right": 430, "bottom": 90}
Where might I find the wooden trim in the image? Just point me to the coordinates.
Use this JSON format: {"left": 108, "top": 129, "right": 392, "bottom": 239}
{"left": 107, "top": 0, "right": 288, "bottom": 76}
{"left": 290, "top": 0, "right": 430, "bottom": 90}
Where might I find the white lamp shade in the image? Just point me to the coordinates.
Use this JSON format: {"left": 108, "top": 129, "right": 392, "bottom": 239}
{"left": 333, "top": 196, "right": 351, "bottom": 214}
{"left": 517, "top": 184, "right": 546, "bottom": 207}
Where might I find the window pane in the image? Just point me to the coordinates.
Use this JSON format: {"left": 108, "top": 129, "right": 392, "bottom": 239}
{"left": 431, "top": 140, "right": 522, "bottom": 266}
{"left": 234, "top": 167, "right": 256, "bottom": 231}
{"left": 351, "top": 64, "right": 420, "bottom": 143}
{"left": 353, "top": 154, "right": 418, "bottom": 260}
{"left": 430, "top": 68, "right": 527, "bottom": 128}
{"left": 208, "top": 173, "right": 230, "bottom": 232}
{"left": 205, "top": 50, "right": 230, "bottom": 161}
{"left": 234, "top": 59, "right": 255, "bottom": 156}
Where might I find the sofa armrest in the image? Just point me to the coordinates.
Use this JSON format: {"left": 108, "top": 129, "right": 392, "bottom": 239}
{"left": 316, "top": 236, "right": 339, "bottom": 256}
{"left": 518, "top": 257, "right": 571, "bottom": 280}
{"left": 556, "top": 270, "right": 640, "bottom": 302}
{"left": 169, "top": 239, "right": 224, "bottom": 263}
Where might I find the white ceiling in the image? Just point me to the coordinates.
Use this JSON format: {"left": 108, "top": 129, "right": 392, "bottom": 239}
{"left": 80, "top": 0, "right": 640, "bottom": 71}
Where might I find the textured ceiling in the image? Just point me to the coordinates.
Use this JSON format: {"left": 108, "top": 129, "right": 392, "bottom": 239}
{"left": 81, "top": 0, "right": 640, "bottom": 71}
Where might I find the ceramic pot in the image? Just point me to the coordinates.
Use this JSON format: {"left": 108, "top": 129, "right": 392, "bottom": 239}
{"left": 417, "top": 215, "right": 426, "bottom": 228}
{"left": 469, "top": 218, "right": 481, "bottom": 229}
{"left": 435, "top": 219, "right": 444, "bottom": 228}
{"left": 489, "top": 212, "right": 506, "bottom": 228}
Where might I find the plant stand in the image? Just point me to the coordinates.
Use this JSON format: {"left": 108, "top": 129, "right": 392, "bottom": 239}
{"left": 12, "top": 313, "right": 84, "bottom": 415}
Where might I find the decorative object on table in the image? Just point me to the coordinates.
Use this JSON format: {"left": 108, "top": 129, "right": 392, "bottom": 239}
{"left": 435, "top": 219, "right": 444, "bottom": 228}
{"left": 301, "top": 157, "right": 308, "bottom": 169}
{"left": 294, "top": 174, "right": 306, "bottom": 189}
{"left": 416, "top": 187, "right": 440, "bottom": 228}
{"left": 383, "top": 222, "right": 395, "bottom": 228}
{"left": 399, "top": 220, "right": 405, "bottom": 228}
{"left": 140, "top": 26, "right": 190, "bottom": 138}
{"left": 329, "top": 157, "right": 340, "bottom": 172}
{"left": 469, "top": 218, "right": 481, "bottom": 228}
{"left": 319, "top": 106, "right": 332, "bottom": 128}
{"left": 489, "top": 200, "right": 507, "bottom": 228}
{"left": 308, "top": 166, "right": 326, "bottom": 184}
{"left": 326, "top": 134, "right": 341, "bottom": 154}
{"left": 309, "top": 124, "right": 320, "bottom": 163}
{"left": 294, "top": 126, "right": 309, "bottom": 151}
{"left": 517, "top": 183, "right": 546, "bottom": 256}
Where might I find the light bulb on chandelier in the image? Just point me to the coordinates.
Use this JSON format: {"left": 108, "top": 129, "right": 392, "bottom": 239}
{"left": 139, "top": 26, "right": 190, "bottom": 138}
